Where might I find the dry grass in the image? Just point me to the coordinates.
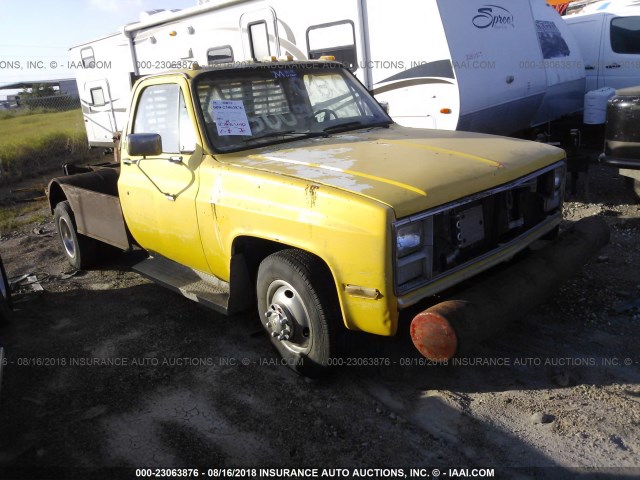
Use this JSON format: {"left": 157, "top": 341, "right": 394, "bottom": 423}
{"left": 0, "top": 109, "right": 99, "bottom": 184}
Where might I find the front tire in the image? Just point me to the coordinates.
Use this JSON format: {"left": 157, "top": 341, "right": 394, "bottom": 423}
{"left": 54, "top": 201, "right": 98, "bottom": 270}
{"left": 257, "top": 250, "right": 341, "bottom": 377}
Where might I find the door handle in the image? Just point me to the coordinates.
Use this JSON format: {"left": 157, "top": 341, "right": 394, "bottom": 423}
{"left": 585, "top": 65, "right": 595, "bottom": 71}
{"left": 122, "top": 158, "right": 138, "bottom": 166}
{"left": 168, "top": 156, "right": 183, "bottom": 164}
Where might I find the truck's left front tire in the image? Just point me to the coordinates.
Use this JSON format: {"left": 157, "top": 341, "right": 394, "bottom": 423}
{"left": 54, "top": 201, "right": 98, "bottom": 270}
{"left": 256, "top": 249, "right": 341, "bottom": 377}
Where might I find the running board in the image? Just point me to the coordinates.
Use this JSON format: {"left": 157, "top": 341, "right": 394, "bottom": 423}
{"left": 133, "top": 255, "right": 231, "bottom": 314}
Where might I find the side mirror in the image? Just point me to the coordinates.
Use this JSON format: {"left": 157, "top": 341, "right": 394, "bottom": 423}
{"left": 378, "top": 101, "right": 390, "bottom": 115}
{"left": 127, "top": 133, "right": 162, "bottom": 157}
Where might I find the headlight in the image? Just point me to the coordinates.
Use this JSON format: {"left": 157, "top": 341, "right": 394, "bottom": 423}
{"left": 397, "top": 223, "right": 424, "bottom": 257}
{"left": 394, "top": 217, "right": 434, "bottom": 292}
{"left": 541, "top": 164, "right": 566, "bottom": 212}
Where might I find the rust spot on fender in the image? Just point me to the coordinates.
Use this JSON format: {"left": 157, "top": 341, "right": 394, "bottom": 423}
{"left": 305, "top": 184, "right": 320, "bottom": 208}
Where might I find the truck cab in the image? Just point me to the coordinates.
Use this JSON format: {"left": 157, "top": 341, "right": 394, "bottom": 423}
{"left": 47, "top": 60, "right": 606, "bottom": 376}
{"left": 565, "top": 8, "right": 640, "bottom": 91}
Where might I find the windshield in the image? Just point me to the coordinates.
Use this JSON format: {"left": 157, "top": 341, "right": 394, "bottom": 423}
{"left": 194, "top": 64, "right": 391, "bottom": 152}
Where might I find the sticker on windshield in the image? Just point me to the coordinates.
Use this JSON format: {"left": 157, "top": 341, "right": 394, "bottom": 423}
{"left": 272, "top": 70, "right": 298, "bottom": 79}
{"left": 209, "top": 100, "right": 252, "bottom": 136}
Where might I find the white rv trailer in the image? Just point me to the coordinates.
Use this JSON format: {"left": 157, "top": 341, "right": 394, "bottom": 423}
{"left": 71, "top": 33, "right": 135, "bottom": 147}
{"left": 70, "top": 0, "right": 585, "bottom": 148}
{"left": 564, "top": 1, "right": 640, "bottom": 92}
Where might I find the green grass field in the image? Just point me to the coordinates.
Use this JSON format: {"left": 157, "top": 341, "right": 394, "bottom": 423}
{"left": 0, "top": 109, "right": 98, "bottom": 184}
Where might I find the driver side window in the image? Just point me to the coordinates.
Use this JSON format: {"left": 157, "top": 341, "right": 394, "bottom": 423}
{"left": 133, "top": 84, "right": 196, "bottom": 154}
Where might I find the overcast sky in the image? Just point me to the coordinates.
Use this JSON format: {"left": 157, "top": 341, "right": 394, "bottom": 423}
{"left": 0, "top": 0, "right": 195, "bottom": 94}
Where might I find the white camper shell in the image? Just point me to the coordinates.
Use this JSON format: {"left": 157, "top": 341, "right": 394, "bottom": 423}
{"left": 564, "top": 1, "right": 640, "bottom": 92}
{"left": 71, "top": 0, "right": 585, "bottom": 148}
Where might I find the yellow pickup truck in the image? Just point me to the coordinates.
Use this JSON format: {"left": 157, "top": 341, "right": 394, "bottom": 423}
{"left": 48, "top": 61, "right": 608, "bottom": 376}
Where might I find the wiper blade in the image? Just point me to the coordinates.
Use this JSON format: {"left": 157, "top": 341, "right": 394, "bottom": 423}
{"left": 243, "top": 121, "right": 393, "bottom": 143}
{"left": 242, "top": 130, "right": 297, "bottom": 142}
{"left": 322, "top": 121, "right": 364, "bottom": 134}
{"left": 321, "top": 120, "right": 392, "bottom": 135}
{"left": 243, "top": 130, "right": 330, "bottom": 143}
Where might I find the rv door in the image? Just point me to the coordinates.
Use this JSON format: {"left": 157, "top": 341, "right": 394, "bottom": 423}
{"left": 83, "top": 79, "right": 118, "bottom": 148}
{"left": 241, "top": 8, "right": 280, "bottom": 61}
{"left": 601, "top": 15, "right": 640, "bottom": 90}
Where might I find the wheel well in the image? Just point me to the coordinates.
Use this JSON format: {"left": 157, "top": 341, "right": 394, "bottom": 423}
{"left": 47, "top": 181, "right": 67, "bottom": 213}
{"left": 233, "top": 236, "right": 291, "bottom": 284}
{"left": 231, "top": 236, "right": 336, "bottom": 290}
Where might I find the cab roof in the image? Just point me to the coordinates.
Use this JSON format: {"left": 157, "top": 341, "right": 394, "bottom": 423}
{"left": 146, "top": 60, "right": 346, "bottom": 81}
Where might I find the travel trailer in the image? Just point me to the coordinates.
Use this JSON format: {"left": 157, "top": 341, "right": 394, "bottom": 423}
{"left": 71, "top": 0, "right": 585, "bottom": 148}
{"left": 564, "top": 1, "right": 640, "bottom": 91}
{"left": 71, "top": 33, "right": 134, "bottom": 147}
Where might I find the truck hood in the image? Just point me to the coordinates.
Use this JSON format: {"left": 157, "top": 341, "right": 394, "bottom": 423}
{"left": 216, "top": 125, "right": 565, "bottom": 218}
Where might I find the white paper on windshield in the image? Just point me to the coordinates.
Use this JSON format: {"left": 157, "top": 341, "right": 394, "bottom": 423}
{"left": 209, "top": 100, "right": 252, "bottom": 136}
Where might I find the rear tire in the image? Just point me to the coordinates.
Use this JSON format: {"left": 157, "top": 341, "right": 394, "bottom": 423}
{"left": 54, "top": 201, "right": 98, "bottom": 270}
{"left": 256, "top": 250, "right": 341, "bottom": 377}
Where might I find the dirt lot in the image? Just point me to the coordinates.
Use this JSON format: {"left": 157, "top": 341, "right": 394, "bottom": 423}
{"left": 0, "top": 160, "right": 638, "bottom": 480}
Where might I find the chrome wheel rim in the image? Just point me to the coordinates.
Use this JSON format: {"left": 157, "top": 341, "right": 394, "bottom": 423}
{"left": 264, "top": 279, "right": 312, "bottom": 355}
{"left": 59, "top": 217, "right": 76, "bottom": 259}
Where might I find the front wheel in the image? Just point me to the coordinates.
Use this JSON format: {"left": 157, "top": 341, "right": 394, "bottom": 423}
{"left": 54, "top": 201, "right": 98, "bottom": 270}
{"left": 256, "top": 250, "right": 341, "bottom": 377}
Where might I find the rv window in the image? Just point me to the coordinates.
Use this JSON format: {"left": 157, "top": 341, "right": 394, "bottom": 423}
{"left": 307, "top": 21, "right": 358, "bottom": 71}
{"left": 249, "top": 21, "right": 271, "bottom": 61}
{"left": 207, "top": 46, "right": 234, "bottom": 65}
{"left": 90, "top": 87, "right": 106, "bottom": 107}
{"left": 536, "top": 21, "right": 571, "bottom": 59}
{"left": 611, "top": 16, "right": 640, "bottom": 54}
{"left": 132, "top": 84, "right": 180, "bottom": 154}
{"left": 80, "top": 47, "right": 96, "bottom": 69}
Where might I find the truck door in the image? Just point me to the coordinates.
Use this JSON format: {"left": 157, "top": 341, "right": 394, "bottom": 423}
{"left": 602, "top": 15, "right": 640, "bottom": 89}
{"left": 241, "top": 8, "right": 280, "bottom": 60}
{"left": 83, "top": 79, "right": 117, "bottom": 147}
{"left": 118, "top": 77, "right": 210, "bottom": 273}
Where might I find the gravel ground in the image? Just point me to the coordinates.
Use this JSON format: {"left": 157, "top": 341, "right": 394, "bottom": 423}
{"left": 0, "top": 159, "right": 638, "bottom": 480}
